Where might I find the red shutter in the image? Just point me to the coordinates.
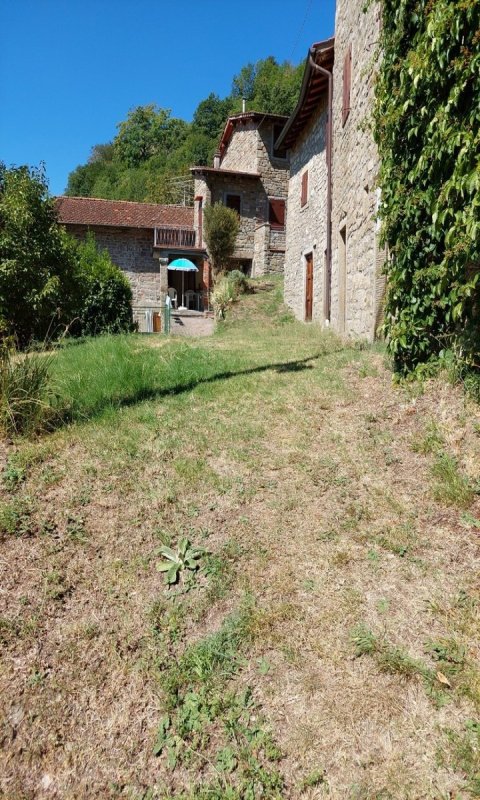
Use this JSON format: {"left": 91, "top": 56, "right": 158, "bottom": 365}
{"left": 269, "top": 199, "right": 285, "bottom": 229}
{"left": 301, "top": 171, "right": 308, "bottom": 207}
{"left": 342, "top": 45, "right": 352, "bottom": 126}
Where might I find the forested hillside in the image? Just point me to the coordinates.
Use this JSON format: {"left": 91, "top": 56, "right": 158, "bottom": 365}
{"left": 65, "top": 56, "right": 303, "bottom": 204}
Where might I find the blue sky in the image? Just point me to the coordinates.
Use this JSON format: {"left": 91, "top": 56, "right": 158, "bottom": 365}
{"left": 0, "top": 0, "right": 336, "bottom": 196}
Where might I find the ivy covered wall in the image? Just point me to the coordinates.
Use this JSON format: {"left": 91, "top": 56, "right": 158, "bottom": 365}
{"left": 374, "top": 0, "right": 480, "bottom": 374}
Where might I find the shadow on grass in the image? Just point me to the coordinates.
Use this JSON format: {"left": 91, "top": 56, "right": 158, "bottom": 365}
{"left": 57, "top": 352, "right": 325, "bottom": 428}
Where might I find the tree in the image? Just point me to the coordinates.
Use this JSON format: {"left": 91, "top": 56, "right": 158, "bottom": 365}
{"left": 203, "top": 203, "right": 240, "bottom": 279}
{"left": 114, "top": 105, "right": 188, "bottom": 167}
{"left": 231, "top": 63, "right": 256, "bottom": 101}
{"left": 251, "top": 57, "right": 303, "bottom": 116}
{"left": 0, "top": 164, "right": 133, "bottom": 345}
{"left": 193, "top": 93, "right": 234, "bottom": 139}
{"left": 0, "top": 163, "right": 77, "bottom": 345}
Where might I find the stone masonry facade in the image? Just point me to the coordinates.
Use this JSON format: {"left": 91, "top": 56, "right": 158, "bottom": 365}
{"left": 67, "top": 224, "right": 163, "bottom": 305}
{"left": 192, "top": 113, "right": 289, "bottom": 277}
{"left": 281, "top": 0, "right": 384, "bottom": 341}
{"left": 284, "top": 100, "right": 329, "bottom": 322}
{"left": 330, "top": 0, "right": 383, "bottom": 340}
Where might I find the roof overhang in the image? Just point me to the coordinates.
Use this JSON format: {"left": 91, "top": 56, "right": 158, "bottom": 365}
{"left": 218, "top": 111, "right": 289, "bottom": 157}
{"left": 275, "top": 37, "right": 335, "bottom": 151}
{"left": 190, "top": 166, "right": 261, "bottom": 179}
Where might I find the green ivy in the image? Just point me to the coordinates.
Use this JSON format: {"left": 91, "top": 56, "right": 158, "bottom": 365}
{"left": 374, "top": 0, "right": 480, "bottom": 374}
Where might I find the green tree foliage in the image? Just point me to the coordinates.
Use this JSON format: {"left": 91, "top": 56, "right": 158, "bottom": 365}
{"left": 192, "top": 93, "right": 235, "bottom": 140}
{"left": 374, "top": 0, "right": 480, "bottom": 374}
{"left": 0, "top": 164, "right": 132, "bottom": 345}
{"left": 66, "top": 56, "right": 303, "bottom": 203}
{"left": 203, "top": 203, "right": 240, "bottom": 279}
{"left": 114, "top": 104, "right": 188, "bottom": 167}
{"left": 246, "top": 57, "right": 304, "bottom": 116}
{"left": 0, "top": 163, "right": 77, "bottom": 345}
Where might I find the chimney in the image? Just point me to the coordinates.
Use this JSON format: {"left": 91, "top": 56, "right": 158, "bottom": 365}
{"left": 242, "top": 97, "right": 246, "bottom": 113}
{"left": 213, "top": 152, "right": 220, "bottom": 169}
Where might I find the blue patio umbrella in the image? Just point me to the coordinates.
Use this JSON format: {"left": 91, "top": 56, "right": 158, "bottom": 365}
{"left": 168, "top": 258, "right": 199, "bottom": 309}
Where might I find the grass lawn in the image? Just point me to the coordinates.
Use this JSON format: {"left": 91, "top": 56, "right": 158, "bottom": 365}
{"left": 1, "top": 278, "right": 480, "bottom": 799}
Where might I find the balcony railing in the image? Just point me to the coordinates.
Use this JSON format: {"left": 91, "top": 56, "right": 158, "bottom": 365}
{"left": 154, "top": 226, "right": 196, "bottom": 248}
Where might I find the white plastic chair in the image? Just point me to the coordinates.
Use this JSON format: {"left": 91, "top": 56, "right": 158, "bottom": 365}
{"left": 167, "top": 287, "right": 177, "bottom": 308}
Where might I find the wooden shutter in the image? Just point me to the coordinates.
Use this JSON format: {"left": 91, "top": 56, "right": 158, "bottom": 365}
{"left": 269, "top": 199, "right": 285, "bottom": 229}
{"left": 342, "top": 45, "right": 352, "bottom": 126}
{"left": 301, "top": 171, "right": 308, "bottom": 207}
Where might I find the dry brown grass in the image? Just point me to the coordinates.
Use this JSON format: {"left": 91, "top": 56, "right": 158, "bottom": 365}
{"left": 1, "top": 284, "right": 479, "bottom": 798}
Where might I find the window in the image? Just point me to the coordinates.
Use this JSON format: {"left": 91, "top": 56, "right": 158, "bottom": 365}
{"left": 342, "top": 45, "right": 352, "bottom": 126}
{"left": 272, "top": 123, "right": 287, "bottom": 159}
{"left": 225, "top": 193, "right": 241, "bottom": 215}
{"left": 268, "top": 198, "right": 285, "bottom": 229}
{"left": 301, "top": 171, "right": 309, "bottom": 207}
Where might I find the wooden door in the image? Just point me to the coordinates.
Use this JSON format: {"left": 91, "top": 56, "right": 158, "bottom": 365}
{"left": 305, "top": 253, "right": 313, "bottom": 321}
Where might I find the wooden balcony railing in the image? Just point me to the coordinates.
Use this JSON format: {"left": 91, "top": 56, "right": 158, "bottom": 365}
{"left": 154, "top": 226, "right": 196, "bottom": 248}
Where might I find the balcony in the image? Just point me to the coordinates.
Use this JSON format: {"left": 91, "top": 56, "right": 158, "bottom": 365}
{"left": 154, "top": 226, "right": 196, "bottom": 248}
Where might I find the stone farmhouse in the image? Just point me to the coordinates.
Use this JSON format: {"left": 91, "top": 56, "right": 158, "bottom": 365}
{"left": 58, "top": 0, "right": 385, "bottom": 341}
{"left": 279, "top": 0, "right": 385, "bottom": 341}
{"left": 57, "top": 112, "right": 290, "bottom": 324}
{"left": 191, "top": 112, "right": 289, "bottom": 276}
{"left": 56, "top": 196, "right": 210, "bottom": 329}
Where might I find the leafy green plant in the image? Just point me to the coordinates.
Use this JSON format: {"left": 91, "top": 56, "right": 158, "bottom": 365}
{"left": 374, "top": 0, "right": 480, "bottom": 375}
{"left": 0, "top": 497, "right": 33, "bottom": 538}
{"left": 211, "top": 274, "right": 239, "bottom": 320}
{"left": 227, "top": 269, "right": 249, "bottom": 294}
{"left": 203, "top": 203, "right": 240, "bottom": 280}
{"left": 157, "top": 537, "right": 204, "bottom": 585}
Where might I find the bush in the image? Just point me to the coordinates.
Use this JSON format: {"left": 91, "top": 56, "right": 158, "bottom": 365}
{"left": 73, "top": 233, "right": 133, "bottom": 336}
{"left": 0, "top": 163, "right": 78, "bottom": 346}
{"left": 227, "top": 269, "right": 248, "bottom": 294}
{"left": 0, "top": 342, "right": 55, "bottom": 436}
{"left": 211, "top": 277, "right": 238, "bottom": 319}
{"left": 203, "top": 203, "right": 240, "bottom": 279}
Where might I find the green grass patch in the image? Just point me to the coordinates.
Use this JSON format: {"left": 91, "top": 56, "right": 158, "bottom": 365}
{"left": 431, "top": 452, "right": 475, "bottom": 508}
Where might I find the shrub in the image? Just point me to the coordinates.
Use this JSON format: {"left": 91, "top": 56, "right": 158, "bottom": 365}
{"left": 72, "top": 233, "right": 133, "bottom": 336}
{"left": 211, "top": 277, "right": 238, "bottom": 319}
{"left": 227, "top": 269, "right": 248, "bottom": 294}
{"left": 203, "top": 203, "right": 239, "bottom": 279}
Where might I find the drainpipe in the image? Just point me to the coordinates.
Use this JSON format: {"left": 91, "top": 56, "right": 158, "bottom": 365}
{"left": 309, "top": 50, "right": 333, "bottom": 324}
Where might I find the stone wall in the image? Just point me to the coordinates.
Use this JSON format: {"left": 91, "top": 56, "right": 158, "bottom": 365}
{"left": 220, "top": 122, "right": 259, "bottom": 172}
{"left": 67, "top": 224, "right": 161, "bottom": 307}
{"left": 194, "top": 118, "right": 289, "bottom": 277}
{"left": 284, "top": 102, "right": 329, "bottom": 322}
{"left": 257, "top": 122, "right": 289, "bottom": 198}
{"left": 330, "top": 0, "right": 382, "bottom": 340}
{"left": 209, "top": 173, "right": 262, "bottom": 260}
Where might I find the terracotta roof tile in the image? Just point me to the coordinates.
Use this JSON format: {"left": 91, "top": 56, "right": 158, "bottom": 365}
{"left": 56, "top": 196, "right": 194, "bottom": 230}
